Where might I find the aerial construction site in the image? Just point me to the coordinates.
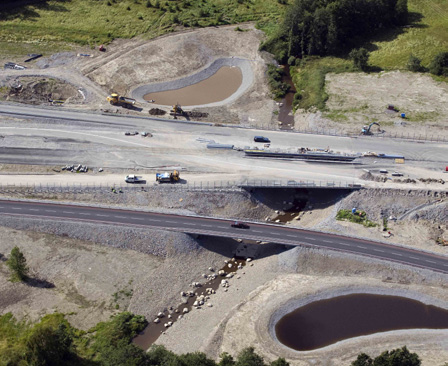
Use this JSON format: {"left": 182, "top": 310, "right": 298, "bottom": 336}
{"left": 0, "top": 3, "right": 447, "bottom": 365}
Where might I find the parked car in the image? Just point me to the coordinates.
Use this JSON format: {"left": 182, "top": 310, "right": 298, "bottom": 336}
{"left": 231, "top": 221, "right": 250, "bottom": 229}
{"left": 254, "top": 136, "right": 270, "bottom": 143}
{"left": 141, "top": 132, "right": 152, "bottom": 137}
{"left": 391, "top": 171, "right": 403, "bottom": 177}
{"left": 125, "top": 131, "right": 139, "bottom": 136}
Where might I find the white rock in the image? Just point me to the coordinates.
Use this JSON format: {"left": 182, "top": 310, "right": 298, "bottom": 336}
{"left": 154, "top": 318, "right": 160, "bottom": 323}
{"left": 178, "top": 315, "right": 183, "bottom": 319}
{"left": 168, "top": 321, "right": 173, "bottom": 326}
{"left": 181, "top": 291, "right": 186, "bottom": 297}
{"left": 183, "top": 308, "right": 189, "bottom": 313}
{"left": 168, "top": 314, "right": 172, "bottom": 319}
{"left": 193, "top": 301, "right": 199, "bottom": 306}
{"left": 228, "top": 263, "right": 232, "bottom": 268}
{"left": 218, "top": 270, "right": 225, "bottom": 276}
{"left": 157, "top": 312, "right": 164, "bottom": 318}
{"left": 202, "top": 273, "right": 207, "bottom": 278}
{"left": 207, "top": 303, "right": 213, "bottom": 307}
{"left": 208, "top": 267, "right": 214, "bottom": 272}
{"left": 246, "top": 258, "right": 252, "bottom": 262}
{"left": 164, "top": 323, "right": 170, "bottom": 328}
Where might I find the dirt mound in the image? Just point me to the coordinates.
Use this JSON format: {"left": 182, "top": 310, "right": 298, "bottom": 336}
{"left": 149, "top": 108, "right": 166, "bottom": 116}
{"left": 3, "top": 76, "right": 83, "bottom": 105}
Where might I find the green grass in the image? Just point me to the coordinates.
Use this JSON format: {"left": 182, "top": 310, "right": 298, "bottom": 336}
{"left": 336, "top": 209, "right": 378, "bottom": 228}
{"left": 291, "top": 57, "right": 352, "bottom": 111}
{"left": 0, "top": 0, "right": 288, "bottom": 50}
{"left": 368, "top": 0, "right": 448, "bottom": 69}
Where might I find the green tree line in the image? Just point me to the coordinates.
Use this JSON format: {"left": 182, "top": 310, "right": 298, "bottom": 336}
{"left": 0, "top": 310, "right": 425, "bottom": 366}
{"left": 262, "top": 0, "right": 408, "bottom": 62}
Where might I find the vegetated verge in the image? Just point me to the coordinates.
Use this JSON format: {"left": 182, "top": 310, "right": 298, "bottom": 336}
{"left": 336, "top": 209, "right": 377, "bottom": 228}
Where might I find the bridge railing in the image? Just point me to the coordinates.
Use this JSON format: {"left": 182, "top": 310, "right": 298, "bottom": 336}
{"left": 0, "top": 179, "right": 362, "bottom": 195}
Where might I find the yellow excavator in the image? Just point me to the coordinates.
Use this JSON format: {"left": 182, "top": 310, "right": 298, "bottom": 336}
{"left": 107, "top": 93, "right": 136, "bottom": 108}
{"left": 170, "top": 103, "right": 183, "bottom": 118}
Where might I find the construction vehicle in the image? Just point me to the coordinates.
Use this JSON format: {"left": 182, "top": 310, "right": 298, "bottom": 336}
{"left": 361, "top": 122, "right": 380, "bottom": 135}
{"left": 156, "top": 170, "right": 180, "bottom": 183}
{"left": 170, "top": 103, "right": 183, "bottom": 118}
{"left": 125, "top": 175, "right": 144, "bottom": 183}
{"left": 107, "top": 93, "right": 136, "bottom": 108}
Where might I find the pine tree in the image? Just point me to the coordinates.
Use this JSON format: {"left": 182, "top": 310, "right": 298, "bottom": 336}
{"left": 7, "top": 246, "right": 29, "bottom": 282}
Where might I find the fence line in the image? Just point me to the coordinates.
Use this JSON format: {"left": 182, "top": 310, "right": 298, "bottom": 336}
{"left": 0, "top": 179, "right": 362, "bottom": 195}
{"left": 248, "top": 125, "right": 448, "bottom": 143}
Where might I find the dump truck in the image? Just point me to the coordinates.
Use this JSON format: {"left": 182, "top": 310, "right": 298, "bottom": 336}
{"left": 156, "top": 170, "right": 180, "bottom": 183}
{"left": 107, "top": 93, "right": 136, "bottom": 108}
{"left": 125, "top": 175, "right": 144, "bottom": 183}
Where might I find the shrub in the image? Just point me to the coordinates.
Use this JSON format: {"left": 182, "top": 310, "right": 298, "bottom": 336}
{"left": 407, "top": 54, "right": 423, "bottom": 72}
{"left": 429, "top": 52, "right": 448, "bottom": 76}
{"left": 349, "top": 48, "right": 370, "bottom": 71}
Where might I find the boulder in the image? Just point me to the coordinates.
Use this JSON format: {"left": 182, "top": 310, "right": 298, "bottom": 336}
{"left": 183, "top": 308, "right": 189, "bottom": 313}
{"left": 154, "top": 318, "right": 160, "bottom": 324}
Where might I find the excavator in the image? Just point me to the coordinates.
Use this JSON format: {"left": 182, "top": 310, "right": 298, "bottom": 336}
{"left": 170, "top": 103, "right": 183, "bottom": 118}
{"left": 361, "top": 122, "right": 381, "bottom": 135}
{"left": 156, "top": 170, "right": 180, "bottom": 183}
{"left": 107, "top": 93, "right": 136, "bottom": 108}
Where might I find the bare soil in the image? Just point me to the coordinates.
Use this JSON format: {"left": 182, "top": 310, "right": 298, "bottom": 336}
{"left": 0, "top": 76, "right": 83, "bottom": 105}
{"left": 295, "top": 71, "right": 448, "bottom": 138}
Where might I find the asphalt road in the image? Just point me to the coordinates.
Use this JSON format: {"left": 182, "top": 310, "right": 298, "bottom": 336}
{"left": 1, "top": 200, "right": 447, "bottom": 274}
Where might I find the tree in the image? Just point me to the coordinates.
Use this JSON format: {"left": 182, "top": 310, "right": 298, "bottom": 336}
{"left": 429, "top": 52, "right": 448, "bottom": 76}
{"left": 7, "top": 246, "right": 28, "bottom": 282}
{"left": 395, "top": 0, "right": 408, "bottom": 25}
{"left": 99, "top": 339, "right": 149, "bottom": 366}
{"left": 25, "top": 315, "right": 73, "bottom": 366}
{"left": 352, "top": 347, "right": 421, "bottom": 366}
{"left": 235, "top": 347, "right": 266, "bottom": 366}
{"left": 270, "top": 358, "right": 290, "bottom": 366}
{"left": 407, "top": 54, "right": 423, "bottom": 72}
{"left": 219, "top": 352, "right": 236, "bottom": 366}
{"left": 349, "top": 48, "right": 370, "bottom": 71}
{"left": 352, "top": 353, "right": 373, "bottom": 366}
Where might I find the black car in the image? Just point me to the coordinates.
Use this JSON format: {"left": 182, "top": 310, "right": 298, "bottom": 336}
{"left": 231, "top": 221, "right": 250, "bottom": 229}
{"left": 254, "top": 136, "right": 270, "bottom": 143}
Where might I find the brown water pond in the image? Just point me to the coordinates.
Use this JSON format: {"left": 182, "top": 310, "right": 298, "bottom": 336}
{"left": 275, "top": 293, "right": 448, "bottom": 351}
{"left": 143, "top": 66, "right": 242, "bottom": 106}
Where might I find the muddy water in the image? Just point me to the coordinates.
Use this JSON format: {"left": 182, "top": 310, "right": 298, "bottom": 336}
{"left": 133, "top": 258, "right": 246, "bottom": 350}
{"left": 278, "top": 65, "right": 296, "bottom": 130}
{"left": 275, "top": 294, "right": 448, "bottom": 351}
{"left": 143, "top": 66, "right": 242, "bottom": 106}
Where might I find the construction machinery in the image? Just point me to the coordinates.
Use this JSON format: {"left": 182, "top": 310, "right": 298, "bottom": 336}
{"left": 170, "top": 103, "right": 183, "bottom": 118}
{"left": 361, "top": 122, "right": 381, "bottom": 135}
{"left": 107, "top": 93, "right": 136, "bottom": 108}
{"left": 156, "top": 170, "right": 180, "bottom": 183}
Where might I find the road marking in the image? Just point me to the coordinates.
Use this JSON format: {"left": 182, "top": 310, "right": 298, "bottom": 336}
{"left": 201, "top": 224, "right": 213, "bottom": 228}
{"left": 79, "top": 213, "right": 90, "bottom": 215}
{"left": 322, "top": 240, "right": 333, "bottom": 243}
{"left": 166, "top": 220, "right": 177, "bottom": 224}
{"left": 337, "top": 242, "right": 349, "bottom": 246}
{"left": 409, "top": 256, "right": 419, "bottom": 260}
{"left": 45, "top": 210, "right": 56, "bottom": 213}
{"left": 357, "top": 245, "right": 367, "bottom": 249}
{"left": 373, "top": 248, "right": 385, "bottom": 253}
{"left": 63, "top": 211, "right": 74, "bottom": 214}
{"left": 134, "top": 218, "right": 144, "bottom": 220}
{"left": 306, "top": 237, "right": 316, "bottom": 241}
{"left": 12, "top": 207, "right": 21, "bottom": 210}
{"left": 96, "top": 214, "right": 109, "bottom": 217}
{"left": 151, "top": 219, "right": 161, "bottom": 222}
{"left": 287, "top": 234, "right": 296, "bottom": 238}
{"left": 393, "top": 253, "right": 403, "bottom": 257}
{"left": 185, "top": 223, "right": 196, "bottom": 226}
{"left": 29, "top": 209, "right": 39, "bottom": 211}
{"left": 425, "top": 260, "right": 437, "bottom": 264}
{"left": 114, "top": 216, "right": 127, "bottom": 219}
{"left": 269, "top": 232, "right": 281, "bottom": 235}
{"left": 252, "top": 230, "right": 262, "bottom": 233}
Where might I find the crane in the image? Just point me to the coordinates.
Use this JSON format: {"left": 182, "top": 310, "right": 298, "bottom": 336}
{"left": 361, "top": 122, "right": 380, "bottom": 135}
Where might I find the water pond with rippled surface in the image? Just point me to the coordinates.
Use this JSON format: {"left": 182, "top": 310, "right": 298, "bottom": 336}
{"left": 275, "top": 293, "right": 448, "bottom": 351}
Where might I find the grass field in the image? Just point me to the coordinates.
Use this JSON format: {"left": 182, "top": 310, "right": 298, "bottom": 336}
{"left": 0, "top": 0, "right": 286, "bottom": 48}
{"left": 291, "top": 0, "right": 448, "bottom": 111}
